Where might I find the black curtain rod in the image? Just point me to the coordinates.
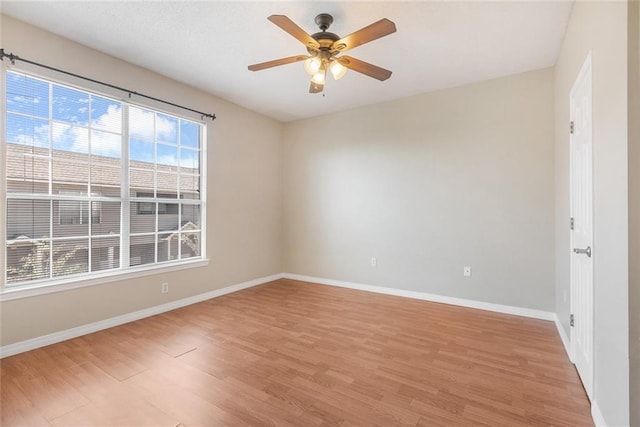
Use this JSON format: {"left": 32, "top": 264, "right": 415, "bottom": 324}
{"left": 0, "top": 49, "right": 216, "bottom": 121}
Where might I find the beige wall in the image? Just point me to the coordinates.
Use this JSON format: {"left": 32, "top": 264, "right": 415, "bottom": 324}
{"left": 1, "top": 10, "right": 636, "bottom": 424}
{"left": 282, "top": 68, "right": 555, "bottom": 311}
{"left": 629, "top": 1, "right": 640, "bottom": 425}
{"left": 554, "top": 1, "right": 630, "bottom": 425}
{"left": 0, "top": 15, "right": 283, "bottom": 346}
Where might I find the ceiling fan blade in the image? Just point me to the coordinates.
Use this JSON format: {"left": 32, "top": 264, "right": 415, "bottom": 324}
{"left": 248, "top": 55, "right": 308, "bottom": 71}
{"left": 309, "top": 81, "right": 324, "bottom": 94}
{"left": 337, "top": 56, "right": 392, "bottom": 81}
{"left": 332, "top": 18, "right": 396, "bottom": 53}
{"left": 268, "top": 15, "right": 320, "bottom": 49}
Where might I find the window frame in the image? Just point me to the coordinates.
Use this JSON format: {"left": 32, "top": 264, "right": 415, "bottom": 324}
{"left": 1, "top": 66, "right": 208, "bottom": 298}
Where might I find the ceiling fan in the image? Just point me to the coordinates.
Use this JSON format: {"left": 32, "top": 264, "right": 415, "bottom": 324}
{"left": 248, "top": 13, "right": 397, "bottom": 94}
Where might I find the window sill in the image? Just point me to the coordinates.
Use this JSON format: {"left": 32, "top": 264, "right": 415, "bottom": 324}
{"left": 0, "top": 258, "right": 210, "bottom": 302}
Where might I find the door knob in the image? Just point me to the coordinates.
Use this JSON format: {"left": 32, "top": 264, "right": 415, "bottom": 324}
{"left": 573, "top": 246, "right": 592, "bottom": 258}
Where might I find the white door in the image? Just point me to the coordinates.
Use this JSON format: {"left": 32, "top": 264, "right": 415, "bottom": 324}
{"left": 570, "top": 52, "right": 594, "bottom": 401}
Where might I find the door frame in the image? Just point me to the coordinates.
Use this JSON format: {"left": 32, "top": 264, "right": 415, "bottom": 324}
{"left": 569, "top": 50, "right": 594, "bottom": 400}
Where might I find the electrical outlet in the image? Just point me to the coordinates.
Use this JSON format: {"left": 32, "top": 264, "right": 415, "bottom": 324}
{"left": 370, "top": 257, "right": 377, "bottom": 267}
{"left": 161, "top": 282, "right": 169, "bottom": 293}
{"left": 463, "top": 266, "right": 471, "bottom": 277}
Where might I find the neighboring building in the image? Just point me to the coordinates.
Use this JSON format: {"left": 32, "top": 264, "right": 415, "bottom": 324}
{"left": 6, "top": 142, "right": 201, "bottom": 284}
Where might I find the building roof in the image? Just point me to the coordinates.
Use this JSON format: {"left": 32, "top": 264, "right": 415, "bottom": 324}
{"left": 6, "top": 143, "right": 199, "bottom": 194}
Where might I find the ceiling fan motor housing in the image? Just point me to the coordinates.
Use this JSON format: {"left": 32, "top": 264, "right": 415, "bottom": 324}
{"left": 314, "top": 13, "right": 334, "bottom": 31}
{"left": 308, "top": 13, "right": 341, "bottom": 57}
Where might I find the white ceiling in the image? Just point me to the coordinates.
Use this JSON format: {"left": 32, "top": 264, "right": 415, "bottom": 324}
{"left": 2, "top": 1, "right": 573, "bottom": 122}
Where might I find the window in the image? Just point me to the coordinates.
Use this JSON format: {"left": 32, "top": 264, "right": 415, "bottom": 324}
{"left": 4, "top": 70, "right": 205, "bottom": 288}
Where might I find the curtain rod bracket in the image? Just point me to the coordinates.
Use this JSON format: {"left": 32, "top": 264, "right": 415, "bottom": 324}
{"left": 1, "top": 49, "right": 17, "bottom": 65}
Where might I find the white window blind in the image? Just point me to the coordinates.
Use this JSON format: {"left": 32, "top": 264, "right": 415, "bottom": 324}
{"left": 4, "top": 70, "right": 205, "bottom": 287}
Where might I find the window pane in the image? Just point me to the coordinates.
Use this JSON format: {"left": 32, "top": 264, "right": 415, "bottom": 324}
{"left": 7, "top": 180, "right": 50, "bottom": 194}
{"left": 91, "top": 130, "right": 121, "bottom": 158}
{"left": 52, "top": 239, "right": 88, "bottom": 277}
{"left": 158, "top": 204, "right": 179, "bottom": 232}
{"left": 157, "top": 143, "right": 178, "bottom": 167}
{"left": 91, "top": 96, "right": 122, "bottom": 133}
{"left": 7, "top": 199, "right": 51, "bottom": 239}
{"left": 91, "top": 236, "right": 119, "bottom": 271}
{"left": 129, "top": 138, "right": 154, "bottom": 165}
{"left": 129, "top": 106, "right": 155, "bottom": 141}
{"left": 6, "top": 241, "right": 51, "bottom": 283}
{"left": 130, "top": 235, "right": 155, "bottom": 266}
{"left": 131, "top": 202, "right": 156, "bottom": 233}
{"left": 92, "top": 202, "right": 120, "bottom": 236}
{"left": 181, "top": 205, "right": 200, "bottom": 229}
{"left": 6, "top": 72, "right": 49, "bottom": 118}
{"left": 180, "top": 120, "right": 199, "bottom": 148}
{"left": 52, "top": 122, "right": 88, "bottom": 154}
{"left": 7, "top": 113, "right": 50, "bottom": 148}
{"left": 52, "top": 159, "right": 88, "bottom": 190}
{"left": 156, "top": 113, "right": 178, "bottom": 144}
{"left": 181, "top": 232, "right": 200, "bottom": 259}
{"left": 130, "top": 168, "right": 155, "bottom": 193}
{"left": 157, "top": 232, "right": 177, "bottom": 262}
{"left": 156, "top": 172, "right": 178, "bottom": 195}
{"left": 180, "top": 174, "right": 200, "bottom": 197}
{"left": 180, "top": 148, "right": 199, "bottom": 170}
{"left": 91, "top": 164, "right": 121, "bottom": 189}
{"left": 53, "top": 85, "right": 89, "bottom": 125}
{"left": 6, "top": 149, "right": 50, "bottom": 193}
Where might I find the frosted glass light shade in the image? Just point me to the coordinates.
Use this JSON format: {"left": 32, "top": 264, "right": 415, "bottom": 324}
{"left": 330, "top": 60, "right": 347, "bottom": 80}
{"left": 304, "top": 57, "right": 322, "bottom": 75}
{"left": 311, "top": 69, "right": 326, "bottom": 84}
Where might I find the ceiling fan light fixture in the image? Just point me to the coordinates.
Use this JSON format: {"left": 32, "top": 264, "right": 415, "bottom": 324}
{"left": 311, "top": 68, "right": 326, "bottom": 85}
{"left": 303, "top": 57, "right": 322, "bottom": 75}
{"left": 248, "top": 14, "right": 396, "bottom": 94}
{"left": 329, "top": 59, "right": 347, "bottom": 80}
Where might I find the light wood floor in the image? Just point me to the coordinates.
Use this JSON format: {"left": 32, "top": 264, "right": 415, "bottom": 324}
{"left": 1, "top": 279, "right": 593, "bottom": 426}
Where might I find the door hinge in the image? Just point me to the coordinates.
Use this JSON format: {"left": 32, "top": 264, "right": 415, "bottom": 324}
{"left": 570, "top": 217, "right": 575, "bottom": 230}
{"left": 570, "top": 121, "right": 575, "bottom": 134}
{"left": 570, "top": 314, "right": 575, "bottom": 327}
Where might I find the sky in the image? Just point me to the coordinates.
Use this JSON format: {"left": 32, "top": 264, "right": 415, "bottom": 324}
{"left": 5, "top": 71, "right": 200, "bottom": 170}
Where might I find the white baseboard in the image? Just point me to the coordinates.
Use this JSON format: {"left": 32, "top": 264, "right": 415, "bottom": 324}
{"left": 591, "top": 400, "right": 608, "bottom": 427}
{"left": 0, "top": 272, "right": 559, "bottom": 358}
{"left": 554, "top": 314, "right": 574, "bottom": 362}
{"left": 0, "top": 273, "right": 283, "bottom": 359}
{"left": 282, "top": 273, "right": 555, "bottom": 321}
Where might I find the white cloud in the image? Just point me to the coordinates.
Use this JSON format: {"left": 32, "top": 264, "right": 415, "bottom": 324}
{"left": 91, "top": 129, "right": 121, "bottom": 158}
{"left": 11, "top": 95, "right": 41, "bottom": 105}
{"left": 129, "top": 107, "right": 177, "bottom": 142}
{"left": 50, "top": 106, "right": 122, "bottom": 157}
{"left": 11, "top": 123, "right": 49, "bottom": 148}
{"left": 9, "top": 104, "right": 180, "bottom": 163}
{"left": 92, "top": 105, "right": 122, "bottom": 133}
{"left": 157, "top": 154, "right": 178, "bottom": 166}
{"left": 52, "top": 122, "right": 88, "bottom": 153}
